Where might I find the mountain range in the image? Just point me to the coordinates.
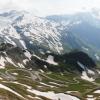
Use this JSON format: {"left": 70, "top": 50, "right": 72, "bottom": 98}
{"left": 0, "top": 10, "right": 99, "bottom": 60}
{"left": 0, "top": 10, "right": 100, "bottom": 100}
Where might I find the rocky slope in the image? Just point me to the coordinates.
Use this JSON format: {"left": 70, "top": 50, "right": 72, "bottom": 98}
{"left": 0, "top": 43, "right": 97, "bottom": 82}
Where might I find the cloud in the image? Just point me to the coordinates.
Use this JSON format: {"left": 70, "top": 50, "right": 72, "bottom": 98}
{"left": 0, "top": 0, "right": 100, "bottom": 16}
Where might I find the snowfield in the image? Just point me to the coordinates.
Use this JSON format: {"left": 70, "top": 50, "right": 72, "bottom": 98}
{"left": 27, "top": 89, "right": 80, "bottom": 100}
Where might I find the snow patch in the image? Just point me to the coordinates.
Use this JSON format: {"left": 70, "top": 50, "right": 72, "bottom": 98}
{"left": 87, "top": 69, "right": 95, "bottom": 75}
{"left": 24, "top": 51, "right": 31, "bottom": 59}
{"left": 97, "top": 70, "right": 100, "bottom": 74}
{"left": 12, "top": 81, "right": 32, "bottom": 89}
{"left": 29, "top": 41, "right": 33, "bottom": 44}
{"left": 82, "top": 46, "right": 89, "bottom": 51}
{"left": 46, "top": 55, "right": 58, "bottom": 65}
{"left": 94, "top": 90, "right": 100, "bottom": 93}
{"left": 44, "top": 65, "right": 47, "bottom": 69}
{"left": 27, "top": 89, "right": 80, "bottom": 100}
{"left": 81, "top": 71, "right": 94, "bottom": 82}
{"left": 40, "top": 82, "right": 55, "bottom": 88}
{"left": 0, "top": 56, "right": 6, "bottom": 68}
{"left": 23, "top": 59, "right": 29, "bottom": 64}
{"left": 49, "top": 82, "right": 61, "bottom": 86}
{"left": 66, "top": 91, "right": 78, "bottom": 94}
{"left": 24, "top": 32, "right": 31, "bottom": 37}
{"left": 20, "top": 40, "right": 27, "bottom": 49}
{"left": 18, "top": 63, "right": 25, "bottom": 68}
{"left": 95, "top": 54, "right": 100, "bottom": 60}
{"left": 12, "top": 73, "right": 18, "bottom": 75}
{"left": 77, "top": 61, "right": 85, "bottom": 70}
{"left": 6, "top": 57, "right": 17, "bottom": 67}
{"left": 86, "top": 98, "right": 96, "bottom": 100}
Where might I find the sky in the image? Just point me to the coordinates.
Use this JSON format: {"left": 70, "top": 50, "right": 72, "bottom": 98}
{"left": 0, "top": 0, "right": 100, "bottom": 16}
